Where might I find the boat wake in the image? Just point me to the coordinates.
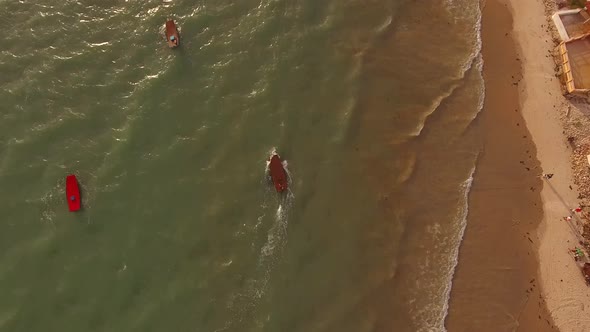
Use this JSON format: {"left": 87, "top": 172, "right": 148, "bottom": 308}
{"left": 260, "top": 147, "right": 293, "bottom": 268}
{"left": 259, "top": 201, "right": 289, "bottom": 262}
{"left": 223, "top": 149, "right": 294, "bottom": 330}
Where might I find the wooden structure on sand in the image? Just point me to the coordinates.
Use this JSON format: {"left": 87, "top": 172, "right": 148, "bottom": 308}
{"left": 552, "top": 7, "right": 590, "bottom": 94}
{"left": 558, "top": 32, "right": 590, "bottom": 95}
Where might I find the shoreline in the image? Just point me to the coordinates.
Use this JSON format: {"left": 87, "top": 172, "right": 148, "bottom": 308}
{"left": 510, "top": 0, "right": 590, "bottom": 331}
{"left": 446, "top": 0, "right": 558, "bottom": 330}
{"left": 446, "top": 0, "right": 590, "bottom": 330}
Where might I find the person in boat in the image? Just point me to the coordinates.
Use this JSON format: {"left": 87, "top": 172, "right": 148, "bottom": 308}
{"left": 170, "top": 35, "right": 178, "bottom": 46}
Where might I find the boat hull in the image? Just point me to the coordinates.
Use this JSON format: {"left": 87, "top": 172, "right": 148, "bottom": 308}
{"left": 66, "top": 175, "right": 81, "bottom": 212}
{"left": 269, "top": 154, "right": 288, "bottom": 192}
{"left": 165, "top": 19, "right": 180, "bottom": 48}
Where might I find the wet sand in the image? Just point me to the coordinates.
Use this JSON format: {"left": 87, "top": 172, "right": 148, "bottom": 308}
{"left": 445, "top": 0, "right": 557, "bottom": 330}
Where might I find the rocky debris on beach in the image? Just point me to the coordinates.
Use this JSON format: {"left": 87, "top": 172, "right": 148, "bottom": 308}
{"left": 583, "top": 223, "right": 590, "bottom": 240}
{"left": 571, "top": 143, "right": 590, "bottom": 199}
{"left": 558, "top": 95, "right": 590, "bottom": 201}
{"left": 557, "top": 103, "right": 590, "bottom": 244}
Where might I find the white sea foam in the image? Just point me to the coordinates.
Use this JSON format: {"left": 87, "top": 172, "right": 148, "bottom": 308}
{"left": 228, "top": 148, "right": 294, "bottom": 320}
{"left": 332, "top": 93, "right": 357, "bottom": 143}
{"left": 446, "top": 0, "right": 483, "bottom": 74}
{"left": 467, "top": 53, "right": 486, "bottom": 125}
{"left": 414, "top": 3, "right": 483, "bottom": 331}
{"left": 86, "top": 41, "right": 110, "bottom": 48}
{"left": 406, "top": 162, "right": 477, "bottom": 332}
{"left": 375, "top": 15, "right": 392, "bottom": 34}
{"left": 408, "top": 0, "right": 483, "bottom": 139}
{"left": 259, "top": 202, "right": 288, "bottom": 260}
{"left": 438, "top": 164, "right": 476, "bottom": 332}
{"left": 409, "top": 82, "right": 462, "bottom": 137}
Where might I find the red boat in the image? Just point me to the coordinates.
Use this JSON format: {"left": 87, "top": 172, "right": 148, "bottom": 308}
{"left": 269, "top": 153, "right": 288, "bottom": 192}
{"left": 165, "top": 19, "right": 180, "bottom": 48}
{"left": 66, "top": 175, "right": 81, "bottom": 212}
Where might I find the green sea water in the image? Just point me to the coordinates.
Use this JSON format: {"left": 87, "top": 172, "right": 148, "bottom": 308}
{"left": 0, "top": 1, "right": 484, "bottom": 331}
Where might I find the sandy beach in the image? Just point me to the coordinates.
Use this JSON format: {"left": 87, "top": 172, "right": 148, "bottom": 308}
{"left": 446, "top": 0, "right": 555, "bottom": 330}
{"left": 510, "top": 0, "right": 590, "bottom": 330}
{"left": 447, "top": 0, "right": 590, "bottom": 331}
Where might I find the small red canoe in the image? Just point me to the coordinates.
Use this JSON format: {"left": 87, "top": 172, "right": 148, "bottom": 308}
{"left": 269, "top": 153, "right": 288, "bottom": 192}
{"left": 66, "top": 175, "right": 81, "bottom": 212}
{"left": 165, "top": 19, "right": 180, "bottom": 48}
